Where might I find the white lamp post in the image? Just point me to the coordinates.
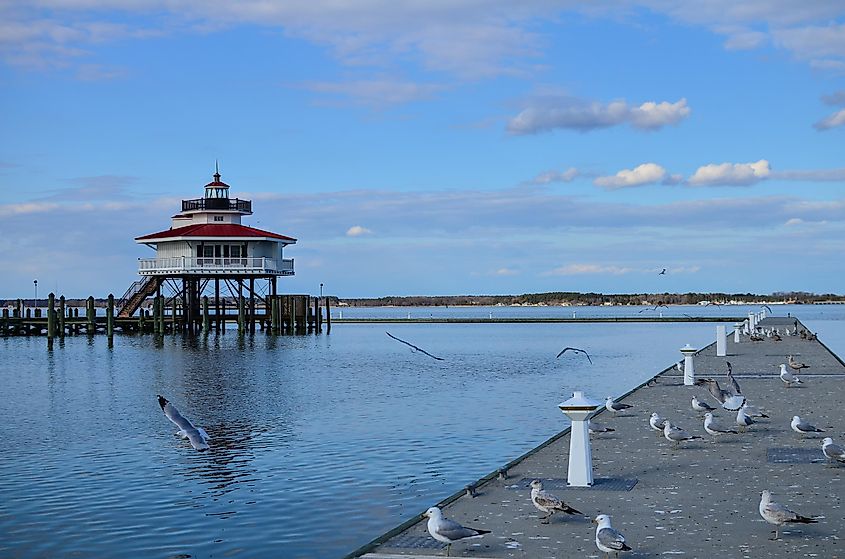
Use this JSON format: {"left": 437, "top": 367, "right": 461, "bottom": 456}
{"left": 680, "top": 344, "right": 697, "bottom": 385}
{"left": 733, "top": 322, "right": 744, "bottom": 343}
{"left": 558, "top": 391, "right": 602, "bottom": 487}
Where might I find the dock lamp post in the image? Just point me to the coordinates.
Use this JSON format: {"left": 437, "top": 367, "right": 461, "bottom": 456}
{"left": 680, "top": 344, "right": 697, "bottom": 385}
{"left": 559, "top": 391, "right": 602, "bottom": 487}
{"left": 33, "top": 279, "right": 38, "bottom": 308}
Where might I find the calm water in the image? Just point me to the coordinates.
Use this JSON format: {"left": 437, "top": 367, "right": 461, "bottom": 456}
{"left": 2, "top": 305, "right": 844, "bottom": 558}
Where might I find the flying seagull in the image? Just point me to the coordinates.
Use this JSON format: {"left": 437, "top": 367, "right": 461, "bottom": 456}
{"left": 759, "top": 490, "right": 817, "bottom": 540}
{"left": 556, "top": 346, "right": 592, "bottom": 363}
{"left": 593, "top": 514, "right": 632, "bottom": 557}
{"left": 761, "top": 304, "right": 773, "bottom": 314}
{"left": 424, "top": 506, "right": 490, "bottom": 557}
{"left": 386, "top": 331, "right": 444, "bottom": 361}
{"left": 157, "top": 395, "right": 210, "bottom": 451}
{"left": 694, "top": 378, "right": 746, "bottom": 410}
{"left": 725, "top": 362, "right": 742, "bottom": 395}
{"left": 530, "top": 479, "right": 583, "bottom": 523}
{"left": 659, "top": 268, "right": 666, "bottom": 275}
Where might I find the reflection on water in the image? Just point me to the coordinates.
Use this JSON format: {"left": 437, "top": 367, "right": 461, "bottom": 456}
{"left": 2, "top": 307, "right": 845, "bottom": 558}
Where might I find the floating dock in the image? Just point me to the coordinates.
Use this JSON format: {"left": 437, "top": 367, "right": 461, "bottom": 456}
{"left": 348, "top": 317, "right": 845, "bottom": 558}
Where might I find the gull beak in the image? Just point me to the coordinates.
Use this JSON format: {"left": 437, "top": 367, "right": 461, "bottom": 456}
{"left": 591, "top": 518, "right": 597, "bottom": 524}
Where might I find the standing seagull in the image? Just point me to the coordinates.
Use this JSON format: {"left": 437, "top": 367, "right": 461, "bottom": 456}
{"left": 649, "top": 412, "right": 666, "bottom": 435}
{"left": 556, "top": 346, "right": 592, "bottom": 364}
{"left": 424, "top": 506, "right": 489, "bottom": 557}
{"left": 593, "top": 514, "right": 632, "bottom": 557}
{"left": 704, "top": 412, "right": 737, "bottom": 442}
{"left": 791, "top": 415, "right": 824, "bottom": 436}
{"left": 588, "top": 420, "right": 616, "bottom": 434}
{"left": 157, "top": 395, "right": 210, "bottom": 451}
{"left": 663, "top": 421, "right": 702, "bottom": 446}
{"left": 605, "top": 397, "right": 633, "bottom": 414}
{"left": 736, "top": 407, "right": 755, "bottom": 432}
{"left": 691, "top": 395, "right": 716, "bottom": 413}
{"left": 787, "top": 355, "right": 810, "bottom": 373}
{"left": 779, "top": 364, "right": 803, "bottom": 387}
{"left": 822, "top": 437, "right": 845, "bottom": 465}
{"left": 529, "top": 480, "right": 582, "bottom": 523}
{"left": 759, "top": 490, "right": 817, "bottom": 540}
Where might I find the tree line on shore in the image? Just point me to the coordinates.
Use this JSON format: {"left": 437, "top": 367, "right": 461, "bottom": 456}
{"left": 337, "top": 291, "right": 844, "bottom": 307}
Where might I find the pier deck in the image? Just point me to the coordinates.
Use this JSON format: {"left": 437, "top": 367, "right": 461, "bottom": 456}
{"left": 350, "top": 318, "right": 845, "bottom": 558}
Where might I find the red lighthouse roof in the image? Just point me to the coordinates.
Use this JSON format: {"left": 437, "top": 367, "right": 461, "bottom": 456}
{"left": 136, "top": 223, "right": 297, "bottom": 243}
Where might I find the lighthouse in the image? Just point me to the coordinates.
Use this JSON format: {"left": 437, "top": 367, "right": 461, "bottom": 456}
{"left": 118, "top": 166, "right": 296, "bottom": 331}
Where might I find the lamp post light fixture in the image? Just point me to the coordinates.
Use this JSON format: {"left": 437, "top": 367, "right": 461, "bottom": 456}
{"left": 320, "top": 283, "right": 323, "bottom": 299}
{"left": 558, "top": 391, "right": 602, "bottom": 487}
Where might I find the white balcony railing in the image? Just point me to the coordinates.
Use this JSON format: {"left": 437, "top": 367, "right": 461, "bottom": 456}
{"left": 138, "top": 257, "right": 294, "bottom": 275}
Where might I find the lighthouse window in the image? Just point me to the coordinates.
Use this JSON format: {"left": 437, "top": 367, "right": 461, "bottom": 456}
{"left": 230, "top": 245, "right": 241, "bottom": 258}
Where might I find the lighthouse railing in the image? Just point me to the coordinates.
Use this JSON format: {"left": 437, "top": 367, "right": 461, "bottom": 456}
{"left": 138, "top": 257, "right": 294, "bottom": 275}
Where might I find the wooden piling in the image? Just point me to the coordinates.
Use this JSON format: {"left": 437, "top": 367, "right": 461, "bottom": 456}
{"left": 87, "top": 296, "right": 95, "bottom": 334}
{"left": 139, "top": 304, "right": 146, "bottom": 331}
{"left": 248, "top": 278, "right": 256, "bottom": 333}
{"left": 238, "top": 295, "right": 245, "bottom": 334}
{"left": 107, "top": 294, "right": 115, "bottom": 344}
{"left": 220, "top": 299, "right": 226, "bottom": 332}
{"left": 15, "top": 299, "right": 22, "bottom": 318}
{"left": 47, "top": 293, "right": 55, "bottom": 348}
{"left": 325, "top": 297, "right": 331, "bottom": 333}
{"left": 202, "top": 295, "right": 210, "bottom": 333}
{"left": 58, "top": 296, "right": 66, "bottom": 337}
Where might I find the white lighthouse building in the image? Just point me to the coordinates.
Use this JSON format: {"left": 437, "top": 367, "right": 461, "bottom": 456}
{"left": 118, "top": 167, "right": 296, "bottom": 328}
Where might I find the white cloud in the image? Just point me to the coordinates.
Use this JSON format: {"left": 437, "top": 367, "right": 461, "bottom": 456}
{"left": 594, "top": 163, "right": 667, "bottom": 189}
{"left": 628, "top": 99, "right": 691, "bottom": 129}
{"left": 508, "top": 97, "right": 690, "bottom": 134}
{"left": 688, "top": 159, "right": 771, "bottom": 186}
{"left": 785, "top": 218, "right": 804, "bottom": 226}
{"left": 346, "top": 225, "right": 372, "bottom": 237}
{"left": 529, "top": 167, "right": 579, "bottom": 184}
{"left": 297, "top": 78, "right": 446, "bottom": 107}
{"left": 771, "top": 167, "right": 845, "bottom": 181}
{"left": 821, "top": 90, "right": 845, "bottom": 106}
{"left": 814, "top": 108, "right": 845, "bottom": 130}
{"left": 544, "top": 264, "right": 634, "bottom": 276}
{"left": 493, "top": 267, "right": 518, "bottom": 276}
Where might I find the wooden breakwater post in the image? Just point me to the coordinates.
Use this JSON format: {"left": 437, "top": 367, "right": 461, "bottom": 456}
{"left": 325, "top": 297, "right": 331, "bottom": 333}
{"left": 58, "top": 296, "right": 66, "bottom": 338}
{"left": 238, "top": 295, "right": 245, "bottom": 335}
{"left": 202, "top": 295, "right": 210, "bottom": 333}
{"left": 47, "top": 293, "right": 55, "bottom": 349}
{"left": 15, "top": 299, "right": 22, "bottom": 318}
{"left": 158, "top": 296, "right": 166, "bottom": 335}
{"left": 270, "top": 295, "right": 279, "bottom": 334}
{"left": 107, "top": 294, "right": 115, "bottom": 347}
{"left": 138, "top": 306, "right": 146, "bottom": 331}
{"left": 86, "top": 296, "right": 95, "bottom": 334}
{"left": 1, "top": 308, "right": 8, "bottom": 336}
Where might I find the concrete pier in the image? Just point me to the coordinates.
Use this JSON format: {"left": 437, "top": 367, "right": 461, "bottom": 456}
{"left": 349, "top": 317, "right": 845, "bottom": 558}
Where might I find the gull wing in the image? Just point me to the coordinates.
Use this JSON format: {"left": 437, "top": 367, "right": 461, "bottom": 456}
{"left": 597, "top": 527, "right": 628, "bottom": 550}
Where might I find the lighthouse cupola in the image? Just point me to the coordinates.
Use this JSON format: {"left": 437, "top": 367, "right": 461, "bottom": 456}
{"left": 204, "top": 163, "right": 231, "bottom": 207}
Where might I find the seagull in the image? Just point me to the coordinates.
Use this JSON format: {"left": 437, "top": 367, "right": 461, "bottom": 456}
{"left": 725, "top": 362, "right": 742, "bottom": 395}
{"left": 588, "top": 420, "right": 615, "bottom": 434}
{"left": 691, "top": 395, "right": 716, "bottom": 413}
{"left": 593, "top": 514, "right": 632, "bottom": 557}
{"left": 663, "top": 421, "right": 702, "bottom": 446}
{"left": 740, "top": 402, "right": 769, "bottom": 419}
{"left": 675, "top": 361, "right": 684, "bottom": 373}
{"left": 606, "top": 397, "right": 633, "bottom": 414}
{"left": 759, "top": 490, "right": 817, "bottom": 540}
{"left": 779, "top": 364, "right": 803, "bottom": 387}
{"left": 386, "top": 331, "right": 444, "bottom": 361}
{"left": 694, "top": 378, "right": 746, "bottom": 410}
{"left": 787, "top": 355, "right": 810, "bottom": 373}
{"left": 659, "top": 268, "right": 666, "bottom": 275}
{"left": 705, "top": 301, "right": 722, "bottom": 307}
{"left": 736, "top": 407, "right": 755, "bottom": 432}
{"left": 556, "top": 346, "right": 592, "bottom": 364}
{"left": 822, "top": 437, "right": 845, "bottom": 464}
{"left": 761, "top": 304, "right": 773, "bottom": 314}
{"left": 704, "top": 412, "right": 738, "bottom": 442}
{"left": 423, "top": 506, "right": 490, "bottom": 556}
{"left": 649, "top": 412, "right": 665, "bottom": 435}
{"left": 530, "top": 480, "right": 583, "bottom": 523}
{"left": 157, "top": 395, "right": 210, "bottom": 451}
{"left": 791, "top": 415, "right": 824, "bottom": 436}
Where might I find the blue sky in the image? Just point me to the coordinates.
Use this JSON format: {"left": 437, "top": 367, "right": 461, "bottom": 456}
{"left": 2, "top": 1, "right": 844, "bottom": 298}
